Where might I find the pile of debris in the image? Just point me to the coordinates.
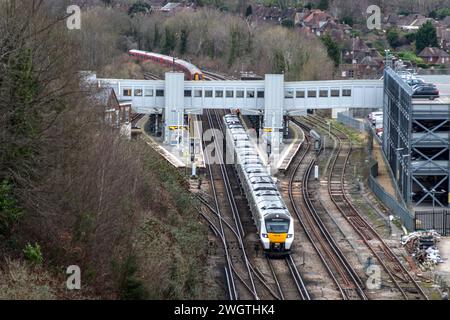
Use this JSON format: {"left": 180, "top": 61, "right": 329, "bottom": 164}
{"left": 401, "top": 230, "right": 444, "bottom": 271}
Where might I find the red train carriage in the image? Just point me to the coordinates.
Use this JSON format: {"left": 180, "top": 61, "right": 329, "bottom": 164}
{"left": 129, "top": 50, "right": 204, "bottom": 81}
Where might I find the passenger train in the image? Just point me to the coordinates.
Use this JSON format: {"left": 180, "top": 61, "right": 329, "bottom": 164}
{"left": 223, "top": 114, "right": 294, "bottom": 256}
{"left": 128, "top": 50, "right": 204, "bottom": 81}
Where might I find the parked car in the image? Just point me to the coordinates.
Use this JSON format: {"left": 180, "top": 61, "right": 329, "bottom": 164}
{"left": 406, "top": 78, "right": 424, "bottom": 87}
{"left": 412, "top": 84, "right": 439, "bottom": 100}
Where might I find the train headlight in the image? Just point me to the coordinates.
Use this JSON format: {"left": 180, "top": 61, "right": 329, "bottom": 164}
{"left": 262, "top": 233, "right": 268, "bottom": 238}
{"left": 287, "top": 234, "right": 293, "bottom": 238}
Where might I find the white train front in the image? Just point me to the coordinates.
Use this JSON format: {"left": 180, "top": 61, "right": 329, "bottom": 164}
{"left": 223, "top": 114, "right": 294, "bottom": 256}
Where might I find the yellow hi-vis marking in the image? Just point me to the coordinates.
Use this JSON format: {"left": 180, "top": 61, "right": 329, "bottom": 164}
{"left": 268, "top": 233, "right": 287, "bottom": 243}
{"left": 263, "top": 128, "right": 273, "bottom": 133}
{"left": 169, "top": 126, "right": 187, "bottom": 130}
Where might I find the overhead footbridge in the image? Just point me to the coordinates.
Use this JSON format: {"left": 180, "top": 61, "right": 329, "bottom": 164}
{"left": 97, "top": 73, "right": 383, "bottom": 144}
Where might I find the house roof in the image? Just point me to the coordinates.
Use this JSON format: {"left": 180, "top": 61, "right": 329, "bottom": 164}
{"left": 255, "top": 5, "right": 281, "bottom": 19}
{"left": 385, "top": 14, "right": 399, "bottom": 24}
{"left": 302, "top": 10, "right": 334, "bottom": 29}
{"left": 352, "top": 37, "right": 369, "bottom": 52}
{"left": 418, "top": 47, "right": 450, "bottom": 58}
{"left": 442, "top": 16, "right": 450, "bottom": 28}
{"left": 161, "top": 2, "right": 180, "bottom": 11}
{"left": 360, "top": 55, "right": 383, "bottom": 67}
{"left": 443, "top": 29, "right": 450, "bottom": 42}
{"left": 96, "top": 87, "right": 117, "bottom": 106}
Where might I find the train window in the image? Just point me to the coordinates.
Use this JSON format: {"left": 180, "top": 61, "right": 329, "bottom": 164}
{"left": 246, "top": 90, "right": 255, "bottom": 98}
{"left": 226, "top": 90, "right": 234, "bottom": 98}
{"left": 194, "top": 90, "right": 202, "bottom": 97}
{"left": 285, "top": 90, "right": 294, "bottom": 99}
{"left": 236, "top": 90, "right": 244, "bottom": 98}
{"left": 144, "top": 89, "right": 154, "bottom": 97}
{"left": 319, "top": 89, "right": 328, "bottom": 98}
{"left": 296, "top": 90, "right": 305, "bottom": 98}
{"left": 215, "top": 90, "right": 224, "bottom": 98}
{"left": 123, "top": 89, "right": 132, "bottom": 97}
{"left": 307, "top": 90, "right": 317, "bottom": 98}
{"left": 205, "top": 90, "right": 213, "bottom": 98}
{"left": 342, "top": 89, "right": 352, "bottom": 97}
{"left": 134, "top": 89, "right": 143, "bottom": 97}
{"left": 331, "top": 89, "right": 340, "bottom": 97}
{"left": 257, "top": 91, "right": 265, "bottom": 98}
{"left": 184, "top": 90, "right": 192, "bottom": 97}
{"left": 156, "top": 90, "right": 164, "bottom": 97}
{"left": 265, "top": 220, "right": 289, "bottom": 233}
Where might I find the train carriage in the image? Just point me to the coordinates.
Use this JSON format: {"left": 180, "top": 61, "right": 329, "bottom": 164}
{"left": 223, "top": 114, "right": 294, "bottom": 256}
{"left": 128, "top": 50, "right": 204, "bottom": 81}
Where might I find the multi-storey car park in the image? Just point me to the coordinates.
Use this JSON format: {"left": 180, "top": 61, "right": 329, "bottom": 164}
{"left": 383, "top": 68, "right": 450, "bottom": 234}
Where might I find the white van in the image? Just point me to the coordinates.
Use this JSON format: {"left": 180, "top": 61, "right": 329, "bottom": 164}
{"left": 369, "top": 111, "right": 383, "bottom": 125}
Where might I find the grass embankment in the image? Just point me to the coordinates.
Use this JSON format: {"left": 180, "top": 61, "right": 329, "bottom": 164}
{"left": 330, "top": 120, "right": 367, "bottom": 145}
{"left": 0, "top": 139, "right": 209, "bottom": 300}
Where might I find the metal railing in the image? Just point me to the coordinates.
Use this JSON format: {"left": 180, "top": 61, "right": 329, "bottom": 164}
{"left": 368, "top": 161, "right": 415, "bottom": 231}
{"left": 337, "top": 111, "right": 369, "bottom": 133}
{"left": 415, "top": 210, "right": 450, "bottom": 236}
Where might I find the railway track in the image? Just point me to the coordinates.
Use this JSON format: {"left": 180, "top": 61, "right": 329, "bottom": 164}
{"left": 286, "top": 119, "right": 368, "bottom": 300}
{"left": 202, "top": 70, "right": 233, "bottom": 81}
{"left": 266, "top": 255, "right": 311, "bottom": 300}
{"left": 200, "top": 109, "right": 314, "bottom": 300}
{"left": 304, "top": 115, "right": 428, "bottom": 300}
{"left": 143, "top": 72, "right": 160, "bottom": 80}
{"left": 131, "top": 113, "right": 144, "bottom": 128}
{"left": 202, "top": 109, "right": 261, "bottom": 300}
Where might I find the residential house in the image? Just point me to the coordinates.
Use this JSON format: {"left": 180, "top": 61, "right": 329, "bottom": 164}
{"left": 384, "top": 14, "right": 416, "bottom": 29}
{"left": 97, "top": 87, "right": 132, "bottom": 131}
{"left": 301, "top": 9, "right": 336, "bottom": 37}
{"left": 441, "top": 16, "right": 450, "bottom": 28}
{"left": 160, "top": 2, "right": 181, "bottom": 12}
{"left": 399, "top": 14, "right": 437, "bottom": 31}
{"left": 339, "top": 37, "right": 384, "bottom": 79}
{"left": 418, "top": 47, "right": 450, "bottom": 64}
{"left": 437, "top": 19, "right": 450, "bottom": 51}
{"left": 148, "top": 0, "right": 166, "bottom": 10}
{"left": 254, "top": 5, "right": 282, "bottom": 22}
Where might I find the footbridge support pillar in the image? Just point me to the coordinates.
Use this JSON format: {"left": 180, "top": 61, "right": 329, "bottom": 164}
{"left": 164, "top": 72, "right": 185, "bottom": 145}
{"left": 263, "top": 74, "right": 285, "bottom": 171}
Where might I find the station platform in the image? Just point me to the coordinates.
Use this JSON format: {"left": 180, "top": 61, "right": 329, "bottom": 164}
{"left": 240, "top": 116, "right": 304, "bottom": 176}
{"left": 138, "top": 115, "right": 205, "bottom": 171}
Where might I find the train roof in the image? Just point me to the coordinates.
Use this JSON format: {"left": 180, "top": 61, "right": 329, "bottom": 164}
{"left": 129, "top": 50, "right": 203, "bottom": 75}
{"left": 249, "top": 176, "right": 273, "bottom": 184}
{"left": 255, "top": 190, "right": 280, "bottom": 197}
{"left": 264, "top": 211, "right": 291, "bottom": 219}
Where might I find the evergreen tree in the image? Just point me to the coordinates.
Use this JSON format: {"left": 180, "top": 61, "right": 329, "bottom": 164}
{"left": 415, "top": 21, "right": 438, "bottom": 53}
{"left": 128, "top": 2, "right": 151, "bottom": 17}
{"left": 273, "top": 49, "right": 286, "bottom": 73}
{"left": 317, "top": 0, "right": 329, "bottom": 10}
{"left": 321, "top": 35, "right": 340, "bottom": 67}
{"left": 153, "top": 25, "right": 161, "bottom": 48}
{"left": 228, "top": 27, "right": 239, "bottom": 67}
{"left": 179, "top": 29, "right": 188, "bottom": 55}
{"left": 245, "top": 5, "right": 252, "bottom": 17}
{"left": 387, "top": 28, "right": 400, "bottom": 48}
{"left": 162, "top": 27, "right": 176, "bottom": 54}
{"left": 281, "top": 19, "right": 294, "bottom": 28}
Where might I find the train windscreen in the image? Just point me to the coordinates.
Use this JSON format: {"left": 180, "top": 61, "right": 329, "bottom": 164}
{"left": 265, "top": 219, "right": 289, "bottom": 233}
